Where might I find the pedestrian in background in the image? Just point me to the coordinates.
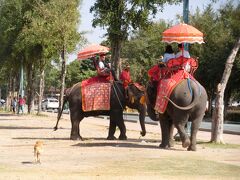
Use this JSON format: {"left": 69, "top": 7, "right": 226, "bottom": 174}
{"left": 17, "top": 95, "right": 25, "bottom": 114}
{"left": 12, "top": 97, "right": 17, "bottom": 114}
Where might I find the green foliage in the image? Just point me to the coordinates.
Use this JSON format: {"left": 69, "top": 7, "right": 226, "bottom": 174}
{"left": 122, "top": 21, "right": 169, "bottom": 84}
{"left": 65, "top": 59, "right": 97, "bottom": 87}
{"left": 0, "top": 0, "right": 83, "bottom": 104}
{"left": 190, "top": 2, "right": 240, "bottom": 101}
{"left": 44, "top": 64, "right": 61, "bottom": 91}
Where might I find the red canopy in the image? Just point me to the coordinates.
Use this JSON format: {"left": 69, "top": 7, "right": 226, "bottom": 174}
{"left": 77, "top": 44, "right": 110, "bottom": 60}
{"left": 162, "top": 23, "right": 204, "bottom": 44}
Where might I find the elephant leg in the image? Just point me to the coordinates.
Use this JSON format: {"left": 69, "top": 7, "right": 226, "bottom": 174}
{"left": 173, "top": 115, "right": 190, "bottom": 148}
{"left": 111, "top": 110, "right": 127, "bottom": 140}
{"left": 159, "top": 115, "right": 171, "bottom": 148}
{"left": 70, "top": 112, "right": 83, "bottom": 140}
{"left": 107, "top": 119, "right": 117, "bottom": 140}
{"left": 169, "top": 123, "right": 175, "bottom": 147}
{"left": 187, "top": 115, "right": 204, "bottom": 151}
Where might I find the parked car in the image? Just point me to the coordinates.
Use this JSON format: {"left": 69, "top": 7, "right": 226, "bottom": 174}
{"left": 230, "top": 100, "right": 240, "bottom": 107}
{"left": 41, "top": 98, "right": 59, "bottom": 111}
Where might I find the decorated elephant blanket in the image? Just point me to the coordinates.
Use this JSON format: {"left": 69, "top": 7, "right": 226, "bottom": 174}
{"left": 81, "top": 76, "right": 111, "bottom": 112}
{"left": 133, "top": 82, "right": 145, "bottom": 92}
{"left": 155, "top": 69, "right": 193, "bottom": 114}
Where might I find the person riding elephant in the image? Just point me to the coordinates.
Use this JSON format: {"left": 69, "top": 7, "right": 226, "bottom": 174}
{"left": 146, "top": 78, "right": 207, "bottom": 151}
{"left": 120, "top": 64, "right": 132, "bottom": 89}
{"left": 96, "top": 54, "right": 118, "bottom": 81}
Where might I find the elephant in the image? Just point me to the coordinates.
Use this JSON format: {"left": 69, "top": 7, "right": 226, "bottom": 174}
{"left": 54, "top": 80, "right": 146, "bottom": 140}
{"left": 146, "top": 78, "right": 207, "bottom": 151}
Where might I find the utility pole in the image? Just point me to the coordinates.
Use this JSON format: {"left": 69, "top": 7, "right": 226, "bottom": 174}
{"left": 183, "top": 0, "right": 189, "bottom": 50}
{"left": 19, "top": 59, "right": 24, "bottom": 97}
{"left": 183, "top": 0, "right": 191, "bottom": 134}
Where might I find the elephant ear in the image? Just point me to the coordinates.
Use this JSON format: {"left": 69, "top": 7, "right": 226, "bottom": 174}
{"left": 140, "top": 95, "right": 146, "bottom": 105}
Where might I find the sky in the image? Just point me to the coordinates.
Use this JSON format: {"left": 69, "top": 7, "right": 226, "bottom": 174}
{"left": 69, "top": 0, "right": 235, "bottom": 61}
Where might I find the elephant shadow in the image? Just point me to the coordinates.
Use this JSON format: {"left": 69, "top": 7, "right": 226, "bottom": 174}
{"left": 72, "top": 137, "right": 184, "bottom": 150}
{"left": 13, "top": 137, "right": 185, "bottom": 151}
{"left": 72, "top": 141, "right": 158, "bottom": 149}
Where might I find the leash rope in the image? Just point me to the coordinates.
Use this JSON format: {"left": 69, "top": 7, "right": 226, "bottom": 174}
{"left": 112, "top": 81, "right": 124, "bottom": 110}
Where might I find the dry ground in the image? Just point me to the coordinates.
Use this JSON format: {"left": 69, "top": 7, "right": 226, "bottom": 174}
{"left": 0, "top": 112, "right": 239, "bottom": 180}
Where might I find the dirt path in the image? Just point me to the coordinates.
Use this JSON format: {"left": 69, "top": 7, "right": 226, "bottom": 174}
{"left": 0, "top": 112, "right": 239, "bottom": 180}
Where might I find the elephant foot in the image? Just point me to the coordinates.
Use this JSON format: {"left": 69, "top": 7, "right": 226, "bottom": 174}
{"left": 159, "top": 143, "right": 170, "bottom": 149}
{"left": 187, "top": 144, "right": 197, "bottom": 151}
{"left": 169, "top": 138, "right": 175, "bottom": 147}
{"left": 70, "top": 135, "right": 83, "bottom": 141}
{"left": 119, "top": 135, "right": 127, "bottom": 140}
{"left": 140, "top": 131, "right": 146, "bottom": 137}
{"left": 107, "top": 136, "right": 117, "bottom": 140}
{"left": 182, "top": 138, "right": 190, "bottom": 148}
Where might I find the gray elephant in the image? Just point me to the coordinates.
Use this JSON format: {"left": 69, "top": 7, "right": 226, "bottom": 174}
{"left": 54, "top": 81, "right": 146, "bottom": 140}
{"left": 146, "top": 78, "right": 207, "bottom": 151}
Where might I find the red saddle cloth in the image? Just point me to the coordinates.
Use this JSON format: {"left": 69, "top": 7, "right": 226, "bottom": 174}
{"left": 155, "top": 69, "right": 193, "bottom": 114}
{"left": 81, "top": 76, "right": 111, "bottom": 112}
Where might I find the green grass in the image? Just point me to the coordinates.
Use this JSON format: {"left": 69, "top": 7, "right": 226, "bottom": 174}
{"left": 100, "top": 157, "right": 240, "bottom": 178}
{"left": 197, "top": 141, "right": 240, "bottom": 149}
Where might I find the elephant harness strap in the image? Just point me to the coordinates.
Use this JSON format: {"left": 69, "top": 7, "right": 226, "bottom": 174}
{"left": 155, "top": 69, "right": 194, "bottom": 114}
{"left": 81, "top": 76, "right": 111, "bottom": 111}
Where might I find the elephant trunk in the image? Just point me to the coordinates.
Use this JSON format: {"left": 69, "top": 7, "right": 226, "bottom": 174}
{"left": 146, "top": 102, "right": 157, "bottom": 121}
{"left": 146, "top": 82, "right": 158, "bottom": 121}
{"left": 139, "top": 105, "right": 147, "bottom": 136}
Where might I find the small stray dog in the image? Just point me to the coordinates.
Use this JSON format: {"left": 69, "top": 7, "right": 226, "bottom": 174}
{"left": 34, "top": 141, "right": 43, "bottom": 163}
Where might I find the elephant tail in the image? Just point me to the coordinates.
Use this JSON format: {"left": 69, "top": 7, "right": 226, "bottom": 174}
{"left": 164, "top": 80, "right": 201, "bottom": 111}
{"left": 54, "top": 90, "right": 70, "bottom": 131}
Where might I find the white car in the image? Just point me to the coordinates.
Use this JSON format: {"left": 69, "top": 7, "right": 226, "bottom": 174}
{"left": 42, "top": 98, "right": 59, "bottom": 110}
{"left": 0, "top": 99, "right": 5, "bottom": 107}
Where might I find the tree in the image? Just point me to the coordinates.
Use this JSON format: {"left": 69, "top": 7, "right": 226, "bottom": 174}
{"left": 90, "top": 0, "right": 180, "bottom": 78}
{"left": 210, "top": 2, "right": 240, "bottom": 143}
{"left": 23, "top": 0, "right": 83, "bottom": 113}
{"left": 0, "top": 0, "right": 37, "bottom": 111}
{"left": 190, "top": 2, "right": 240, "bottom": 115}
{"left": 211, "top": 38, "right": 240, "bottom": 143}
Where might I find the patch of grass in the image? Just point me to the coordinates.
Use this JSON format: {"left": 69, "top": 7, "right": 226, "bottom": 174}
{"left": 197, "top": 141, "right": 240, "bottom": 149}
{"left": 100, "top": 157, "right": 240, "bottom": 178}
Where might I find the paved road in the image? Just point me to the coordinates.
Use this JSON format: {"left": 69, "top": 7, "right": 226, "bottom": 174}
{"left": 47, "top": 110, "right": 240, "bottom": 135}
{"left": 121, "top": 113, "right": 240, "bottom": 135}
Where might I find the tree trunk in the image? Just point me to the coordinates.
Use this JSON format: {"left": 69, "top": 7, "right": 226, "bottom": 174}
{"left": 58, "top": 45, "right": 66, "bottom": 113}
{"left": 37, "top": 69, "right": 45, "bottom": 114}
{"left": 211, "top": 37, "right": 240, "bottom": 143}
{"left": 26, "top": 63, "right": 36, "bottom": 114}
{"left": 6, "top": 72, "right": 13, "bottom": 111}
{"left": 111, "top": 38, "right": 122, "bottom": 79}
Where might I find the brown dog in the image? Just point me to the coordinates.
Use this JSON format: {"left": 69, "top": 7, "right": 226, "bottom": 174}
{"left": 34, "top": 141, "right": 43, "bottom": 163}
